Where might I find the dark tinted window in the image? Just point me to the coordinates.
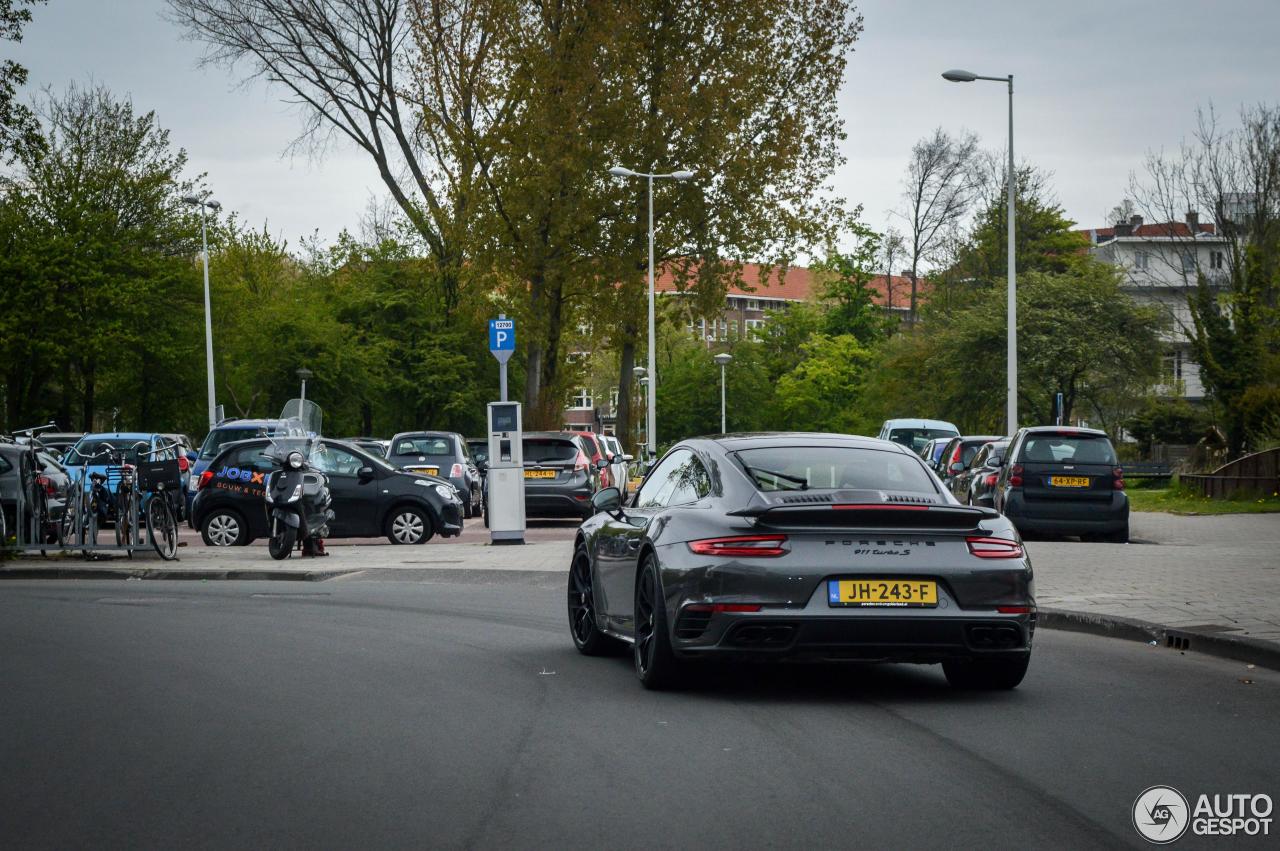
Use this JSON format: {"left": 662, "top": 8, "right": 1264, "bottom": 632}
{"left": 65, "top": 440, "right": 145, "bottom": 466}
{"left": 393, "top": 436, "right": 455, "bottom": 457}
{"left": 311, "top": 445, "right": 366, "bottom": 476}
{"left": 1019, "top": 434, "right": 1117, "bottom": 465}
{"left": 225, "top": 444, "right": 273, "bottom": 471}
{"left": 200, "top": 427, "right": 265, "bottom": 460}
{"left": 524, "top": 438, "right": 578, "bottom": 463}
{"left": 636, "top": 449, "right": 707, "bottom": 508}
{"left": 735, "top": 446, "right": 937, "bottom": 494}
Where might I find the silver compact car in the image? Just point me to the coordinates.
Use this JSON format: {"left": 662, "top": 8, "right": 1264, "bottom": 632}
{"left": 567, "top": 433, "right": 1034, "bottom": 691}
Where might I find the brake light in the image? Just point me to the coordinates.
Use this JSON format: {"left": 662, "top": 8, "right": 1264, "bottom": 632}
{"left": 1113, "top": 466, "right": 1125, "bottom": 490}
{"left": 984, "top": 473, "right": 998, "bottom": 486}
{"left": 449, "top": 463, "right": 464, "bottom": 478}
{"left": 197, "top": 470, "right": 214, "bottom": 490}
{"left": 683, "top": 603, "right": 764, "bottom": 613}
{"left": 688, "top": 534, "right": 789, "bottom": 557}
{"left": 177, "top": 455, "right": 189, "bottom": 472}
{"left": 951, "top": 445, "right": 962, "bottom": 465}
{"left": 1009, "top": 464, "right": 1023, "bottom": 488}
{"left": 37, "top": 474, "right": 55, "bottom": 496}
{"left": 997, "top": 605, "right": 1033, "bottom": 614}
{"left": 966, "top": 536, "right": 1025, "bottom": 559}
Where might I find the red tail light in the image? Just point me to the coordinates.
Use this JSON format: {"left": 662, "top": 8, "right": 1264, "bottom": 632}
{"left": 997, "top": 605, "right": 1033, "bottom": 614}
{"left": 966, "top": 536, "right": 1025, "bottom": 559}
{"left": 833, "top": 504, "right": 929, "bottom": 511}
{"left": 1009, "top": 464, "right": 1024, "bottom": 488}
{"left": 683, "top": 603, "right": 764, "bottom": 613}
{"left": 688, "top": 534, "right": 789, "bottom": 557}
{"left": 197, "top": 470, "right": 214, "bottom": 490}
{"left": 1112, "top": 466, "right": 1125, "bottom": 490}
{"left": 984, "top": 473, "right": 998, "bottom": 487}
{"left": 574, "top": 451, "right": 589, "bottom": 473}
{"left": 449, "top": 463, "right": 464, "bottom": 478}
{"left": 37, "top": 474, "right": 55, "bottom": 496}
{"left": 951, "top": 445, "right": 962, "bottom": 465}
{"left": 177, "top": 455, "right": 189, "bottom": 472}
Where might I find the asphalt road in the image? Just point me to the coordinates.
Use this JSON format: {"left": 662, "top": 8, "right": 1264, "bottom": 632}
{"left": 2, "top": 577, "right": 1276, "bottom": 850}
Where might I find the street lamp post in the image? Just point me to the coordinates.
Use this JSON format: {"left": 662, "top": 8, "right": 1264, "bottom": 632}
{"left": 297, "top": 368, "right": 313, "bottom": 404}
{"left": 609, "top": 165, "right": 696, "bottom": 460}
{"left": 182, "top": 193, "right": 222, "bottom": 429}
{"left": 942, "top": 69, "right": 1017, "bottom": 436}
{"left": 713, "top": 352, "right": 732, "bottom": 433}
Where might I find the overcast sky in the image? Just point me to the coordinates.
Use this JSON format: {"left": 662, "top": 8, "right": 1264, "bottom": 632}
{"left": 10, "top": 0, "right": 1280, "bottom": 254}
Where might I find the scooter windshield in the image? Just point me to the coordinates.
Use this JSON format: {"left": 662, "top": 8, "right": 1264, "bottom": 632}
{"left": 280, "top": 399, "right": 323, "bottom": 437}
{"left": 265, "top": 436, "right": 316, "bottom": 466}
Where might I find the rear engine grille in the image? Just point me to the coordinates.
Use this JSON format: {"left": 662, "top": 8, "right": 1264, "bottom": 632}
{"left": 778, "top": 493, "right": 833, "bottom": 505}
{"left": 674, "top": 609, "right": 714, "bottom": 639}
{"left": 885, "top": 493, "right": 939, "bottom": 505}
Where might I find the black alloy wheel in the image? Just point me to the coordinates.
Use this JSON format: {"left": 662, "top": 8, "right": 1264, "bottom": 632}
{"left": 268, "top": 520, "right": 296, "bottom": 560}
{"left": 568, "top": 546, "right": 619, "bottom": 655}
{"left": 633, "top": 556, "right": 682, "bottom": 689}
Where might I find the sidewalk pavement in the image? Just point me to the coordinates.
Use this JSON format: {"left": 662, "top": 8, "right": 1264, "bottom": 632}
{"left": 4, "top": 512, "right": 1278, "bottom": 667}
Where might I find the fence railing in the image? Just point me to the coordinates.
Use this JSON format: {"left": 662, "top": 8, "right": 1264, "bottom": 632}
{"left": 1180, "top": 447, "right": 1280, "bottom": 499}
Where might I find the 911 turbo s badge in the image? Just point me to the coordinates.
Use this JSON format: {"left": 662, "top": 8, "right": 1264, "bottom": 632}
{"left": 824, "top": 539, "right": 936, "bottom": 556}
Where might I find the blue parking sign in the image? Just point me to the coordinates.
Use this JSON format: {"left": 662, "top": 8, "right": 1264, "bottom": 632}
{"left": 489, "top": 318, "right": 515, "bottom": 352}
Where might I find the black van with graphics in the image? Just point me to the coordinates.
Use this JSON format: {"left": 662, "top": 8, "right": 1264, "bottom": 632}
{"left": 190, "top": 438, "right": 464, "bottom": 547}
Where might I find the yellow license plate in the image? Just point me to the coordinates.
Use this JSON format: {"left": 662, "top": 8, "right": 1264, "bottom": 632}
{"left": 408, "top": 466, "right": 439, "bottom": 476}
{"left": 1050, "top": 476, "right": 1090, "bottom": 487}
{"left": 524, "top": 469, "right": 557, "bottom": 479}
{"left": 828, "top": 579, "right": 938, "bottom": 608}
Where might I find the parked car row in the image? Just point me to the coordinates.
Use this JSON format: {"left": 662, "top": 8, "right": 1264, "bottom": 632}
{"left": 902, "top": 418, "right": 1129, "bottom": 543}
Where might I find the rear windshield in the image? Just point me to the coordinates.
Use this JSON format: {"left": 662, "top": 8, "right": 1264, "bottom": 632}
{"left": 734, "top": 446, "right": 938, "bottom": 494}
{"left": 1018, "top": 434, "right": 1117, "bottom": 465}
{"left": 200, "top": 427, "right": 268, "bottom": 460}
{"left": 392, "top": 436, "right": 456, "bottom": 457}
{"left": 65, "top": 440, "right": 144, "bottom": 466}
{"left": 524, "top": 439, "right": 578, "bottom": 464}
{"left": 468, "top": 442, "right": 489, "bottom": 463}
{"left": 888, "top": 428, "right": 958, "bottom": 453}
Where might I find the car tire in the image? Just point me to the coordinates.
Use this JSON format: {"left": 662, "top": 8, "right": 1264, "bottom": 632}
{"left": 943, "top": 653, "right": 1030, "bottom": 690}
{"left": 201, "top": 509, "right": 249, "bottom": 547}
{"left": 568, "top": 546, "right": 622, "bottom": 656}
{"left": 386, "top": 505, "right": 433, "bottom": 545}
{"left": 634, "top": 555, "right": 683, "bottom": 690}
{"left": 1106, "top": 524, "right": 1129, "bottom": 544}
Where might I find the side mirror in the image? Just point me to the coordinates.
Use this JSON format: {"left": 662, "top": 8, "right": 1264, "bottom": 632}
{"left": 990, "top": 457, "right": 1004, "bottom": 467}
{"left": 949, "top": 461, "right": 965, "bottom": 474}
{"left": 357, "top": 466, "right": 375, "bottom": 482}
{"left": 594, "top": 457, "right": 609, "bottom": 471}
{"left": 591, "top": 486, "right": 622, "bottom": 515}
{"left": 186, "top": 451, "right": 198, "bottom": 463}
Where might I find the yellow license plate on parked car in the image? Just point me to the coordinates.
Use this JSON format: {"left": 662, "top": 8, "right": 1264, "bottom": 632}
{"left": 408, "top": 466, "right": 439, "bottom": 476}
{"left": 524, "top": 469, "right": 556, "bottom": 479}
{"left": 1049, "top": 476, "right": 1090, "bottom": 487}
{"left": 828, "top": 579, "right": 938, "bottom": 607}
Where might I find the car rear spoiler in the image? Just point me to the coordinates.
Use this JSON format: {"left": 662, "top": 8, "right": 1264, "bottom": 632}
{"left": 727, "top": 502, "right": 998, "bottom": 533}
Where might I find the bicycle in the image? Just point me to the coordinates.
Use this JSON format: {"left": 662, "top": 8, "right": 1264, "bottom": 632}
{"left": 58, "top": 444, "right": 116, "bottom": 556}
{"left": 9, "top": 422, "right": 59, "bottom": 553}
{"left": 136, "top": 439, "right": 183, "bottom": 561}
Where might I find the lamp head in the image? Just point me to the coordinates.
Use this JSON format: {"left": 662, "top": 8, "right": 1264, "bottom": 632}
{"left": 181, "top": 194, "right": 201, "bottom": 205}
{"left": 670, "top": 170, "right": 695, "bottom": 181}
{"left": 713, "top": 353, "right": 733, "bottom": 366}
{"left": 609, "top": 166, "right": 636, "bottom": 178}
{"left": 942, "top": 69, "right": 977, "bottom": 83}
{"left": 632, "top": 366, "right": 647, "bottom": 378}
{"left": 206, "top": 200, "right": 222, "bottom": 211}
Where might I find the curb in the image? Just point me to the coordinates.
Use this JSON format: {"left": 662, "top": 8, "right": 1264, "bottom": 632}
{"left": 0, "top": 566, "right": 356, "bottom": 582}
{"left": 1039, "top": 608, "right": 1280, "bottom": 672}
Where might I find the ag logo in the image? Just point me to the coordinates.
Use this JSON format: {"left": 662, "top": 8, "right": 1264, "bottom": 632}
{"left": 1133, "top": 786, "right": 1190, "bottom": 844}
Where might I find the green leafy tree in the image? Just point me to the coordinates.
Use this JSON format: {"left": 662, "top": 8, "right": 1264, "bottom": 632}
{"left": 0, "top": 0, "right": 45, "bottom": 163}
{"left": 773, "top": 334, "right": 876, "bottom": 434}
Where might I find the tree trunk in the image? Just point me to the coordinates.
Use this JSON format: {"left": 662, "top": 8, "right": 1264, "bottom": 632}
{"left": 361, "top": 401, "right": 373, "bottom": 437}
{"left": 81, "top": 358, "right": 96, "bottom": 432}
{"left": 617, "top": 337, "right": 636, "bottom": 452}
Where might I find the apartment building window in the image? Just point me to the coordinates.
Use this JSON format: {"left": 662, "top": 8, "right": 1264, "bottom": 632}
{"left": 745, "top": 318, "right": 767, "bottom": 337}
{"left": 570, "top": 388, "right": 593, "bottom": 409}
{"left": 1163, "top": 350, "right": 1183, "bottom": 382}
{"left": 1210, "top": 250, "right": 1225, "bottom": 270}
{"left": 717, "top": 319, "right": 728, "bottom": 340}
{"left": 1134, "top": 251, "right": 1150, "bottom": 271}
{"left": 746, "top": 298, "right": 761, "bottom": 311}
{"left": 730, "top": 319, "right": 739, "bottom": 338}
{"left": 1180, "top": 252, "right": 1195, "bottom": 274}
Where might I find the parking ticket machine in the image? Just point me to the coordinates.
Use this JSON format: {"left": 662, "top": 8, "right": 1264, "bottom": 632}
{"left": 486, "top": 401, "right": 525, "bottom": 544}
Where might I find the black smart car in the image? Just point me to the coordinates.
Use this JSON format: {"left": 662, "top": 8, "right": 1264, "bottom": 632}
{"left": 191, "top": 437, "right": 464, "bottom": 547}
{"left": 994, "top": 426, "right": 1129, "bottom": 542}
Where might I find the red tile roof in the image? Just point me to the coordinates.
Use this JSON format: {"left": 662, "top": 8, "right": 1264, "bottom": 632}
{"left": 653, "top": 262, "right": 923, "bottom": 309}
{"left": 1085, "top": 221, "right": 1218, "bottom": 241}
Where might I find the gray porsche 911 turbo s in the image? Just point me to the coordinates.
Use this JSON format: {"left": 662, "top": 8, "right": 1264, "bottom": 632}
{"left": 567, "top": 433, "right": 1035, "bottom": 690}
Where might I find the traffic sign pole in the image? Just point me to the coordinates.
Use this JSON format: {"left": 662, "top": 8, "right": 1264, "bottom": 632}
{"left": 488, "top": 315, "right": 517, "bottom": 402}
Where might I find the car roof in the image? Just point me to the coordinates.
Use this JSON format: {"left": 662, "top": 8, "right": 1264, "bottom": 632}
{"left": 706, "top": 432, "right": 913, "bottom": 454}
{"left": 390, "top": 430, "right": 459, "bottom": 440}
{"left": 882, "top": 418, "right": 958, "bottom": 430}
{"left": 1020, "top": 426, "right": 1109, "bottom": 437}
{"left": 77, "top": 432, "right": 162, "bottom": 441}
